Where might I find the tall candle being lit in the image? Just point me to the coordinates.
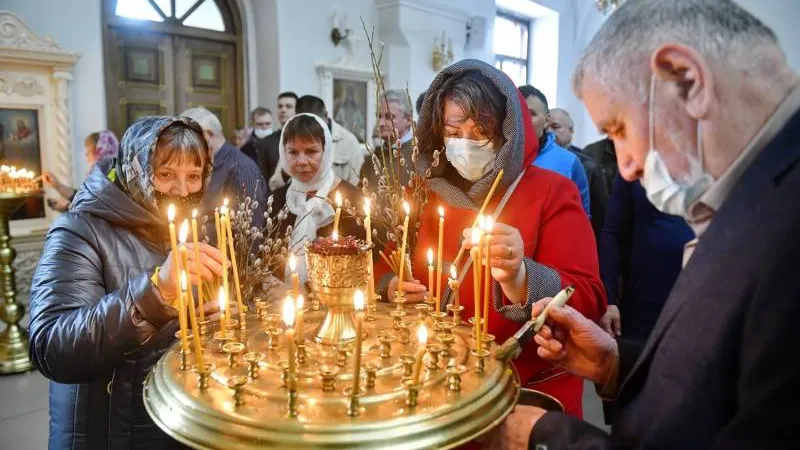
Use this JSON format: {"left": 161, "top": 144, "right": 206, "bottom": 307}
{"left": 190, "top": 210, "right": 205, "bottom": 321}
{"left": 177, "top": 221, "right": 194, "bottom": 355}
{"left": 351, "top": 290, "right": 365, "bottom": 396}
{"left": 364, "top": 199, "right": 376, "bottom": 305}
{"left": 427, "top": 248, "right": 435, "bottom": 309}
{"left": 449, "top": 265, "right": 460, "bottom": 309}
{"left": 332, "top": 191, "right": 343, "bottom": 239}
{"left": 483, "top": 216, "right": 493, "bottom": 335}
{"left": 412, "top": 324, "right": 429, "bottom": 386}
{"left": 288, "top": 254, "right": 300, "bottom": 296}
{"left": 181, "top": 270, "right": 205, "bottom": 370}
{"left": 283, "top": 297, "right": 297, "bottom": 392}
{"left": 217, "top": 286, "right": 228, "bottom": 334}
{"left": 219, "top": 204, "right": 231, "bottom": 321}
{"left": 397, "top": 201, "right": 411, "bottom": 285}
{"left": 214, "top": 207, "right": 222, "bottom": 253}
{"left": 167, "top": 205, "right": 181, "bottom": 281}
{"left": 470, "top": 225, "right": 482, "bottom": 352}
{"left": 296, "top": 295, "right": 305, "bottom": 344}
{"left": 435, "top": 206, "right": 445, "bottom": 310}
{"left": 223, "top": 199, "right": 245, "bottom": 317}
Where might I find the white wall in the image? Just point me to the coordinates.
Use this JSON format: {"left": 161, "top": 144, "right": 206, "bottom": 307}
{"left": 3, "top": 0, "right": 105, "bottom": 185}
{"left": 736, "top": 0, "right": 800, "bottom": 71}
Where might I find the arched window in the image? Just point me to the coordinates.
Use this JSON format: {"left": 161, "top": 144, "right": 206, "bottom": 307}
{"left": 114, "top": 0, "right": 228, "bottom": 32}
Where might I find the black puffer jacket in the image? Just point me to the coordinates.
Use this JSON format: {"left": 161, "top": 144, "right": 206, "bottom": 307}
{"left": 28, "top": 121, "right": 206, "bottom": 450}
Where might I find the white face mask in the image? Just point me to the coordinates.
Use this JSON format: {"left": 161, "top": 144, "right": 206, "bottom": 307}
{"left": 640, "top": 74, "right": 713, "bottom": 218}
{"left": 254, "top": 128, "right": 273, "bottom": 139}
{"left": 445, "top": 137, "right": 496, "bottom": 182}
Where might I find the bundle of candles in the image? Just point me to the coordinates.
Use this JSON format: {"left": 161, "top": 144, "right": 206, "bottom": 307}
{"left": 468, "top": 214, "right": 496, "bottom": 354}
{"left": 167, "top": 198, "right": 246, "bottom": 373}
{"left": 0, "top": 165, "right": 40, "bottom": 193}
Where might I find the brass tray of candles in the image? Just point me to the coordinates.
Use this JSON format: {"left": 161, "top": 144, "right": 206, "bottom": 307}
{"left": 144, "top": 233, "right": 520, "bottom": 449}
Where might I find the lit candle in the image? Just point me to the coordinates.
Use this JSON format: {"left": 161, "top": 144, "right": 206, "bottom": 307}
{"left": 283, "top": 297, "right": 297, "bottom": 392}
{"left": 181, "top": 270, "right": 204, "bottom": 369}
{"left": 175, "top": 270, "right": 190, "bottom": 355}
{"left": 177, "top": 221, "right": 193, "bottom": 354}
{"left": 167, "top": 205, "right": 181, "bottom": 280}
{"left": 351, "top": 290, "right": 365, "bottom": 396}
{"left": 219, "top": 204, "right": 231, "bottom": 321}
{"left": 214, "top": 207, "right": 222, "bottom": 253}
{"left": 296, "top": 295, "right": 305, "bottom": 344}
{"left": 427, "top": 248, "right": 435, "bottom": 308}
{"left": 449, "top": 265, "right": 460, "bottom": 309}
{"left": 288, "top": 254, "right": 300, "bottom": 296}
{"left": 190, "top": 210, "right": 205, "bottom": 321}
{"left": 364, "top": 199, "right": 376, "bottom": 306}
{"left": 435, "top": 206, "right": 445, "bottom": 311}
{"left": 332, "top": 191, "right": 342, "bottom": 239}
{"left": 470, "top": 225, "right": 482, "bottom": 352}
{"left": 483, "top": 216, "right": 493, "bottom": 335}
{"left": 412, "top": 324, "right": 428, "bottom": 386}
{"left": 397, "top": 201, "right": 411, "bottom": 285}
{"left": 223, "top": 201, "right": 245, "bottom": 317}
{"left": 217, "top": 286, "right": 228, "bottom": 334}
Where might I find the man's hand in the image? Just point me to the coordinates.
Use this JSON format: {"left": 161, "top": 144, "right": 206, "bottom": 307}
{"left": 600, "top": 305, "right": 622, "bottom": 337}
{"left": 481, "top": 406, "right": 547, "bottom": 450}
{"left": 532, "top": 300, "right": 619, "bottom": 385}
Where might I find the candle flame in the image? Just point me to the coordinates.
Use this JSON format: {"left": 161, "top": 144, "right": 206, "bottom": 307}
{"left": 220, "top": 205, "right": 228, "bottom": 216}
{"left": 438, "top": 206, "right": 445, "bottom": 218}
{"left": 478, "top": 214, "right": 485, "bottom": 229}
{"left": 178, "top": 219, "right": 189, "bottom": 244}
{"left": 417, "top": 324, "right": 428, "bottom": 345}
{"left": 288, "top": 254, "right": 297, "bottom": 272}
{"left": 484, "top": 215, "right": 494, "bottom": 233}
{"left": 427, "top": 248, "right": 434, "bottom": 266}
{"left": 297, "top": 295, "right": 304, "bottom": 310}
{"left": 191, "top": 209, "right": 198, "bottom": 219}
{"left": 471, "top": 227, "right": 481, "bottom": 245}
{"left": 223, "top": 198, "right": 229, "bottom": 207}
{"left": 363, "top": 198, "right": 371, "bottom": 216}
{"left": 402, "top": 201, "right": 410, "bottom": 215}
{"left": 180, "top": 270, "right": 189, "bottom": 292}
{"left": 218, "top": 286, "right": 227, "bottom": 311}
{"left": 450, "top": 265, "right": 458, "bottom": 280}
{"left": 353, "top": 289, "right": 365, "bottom": 311}
{"left": 167, "top": 204, "right": 176, "bottom": 222}
{"left": 335, "top": 191, "right": 342, "bottom": 207}
{"left": 332, "top": 230, "right": 339, "bottom": 241}
{"left": 282, "top": 296, "right": 296, "bottom": 328}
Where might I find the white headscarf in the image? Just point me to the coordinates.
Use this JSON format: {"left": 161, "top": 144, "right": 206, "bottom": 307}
{"left": 279, "top": 113, "right": 336, "bottom": 282}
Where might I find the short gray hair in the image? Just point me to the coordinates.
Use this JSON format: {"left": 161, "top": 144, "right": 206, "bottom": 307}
{"left": 181, "top": 106, "right": 224, "bottom": 136}
{"left": 383, "top": 89, "right": 413, "bottom": 118}
{"left": 573, "top": 0, "right": 781, "bottom": 102}
{"left": 549, "top": 108, "right": 573, "bottom": 128}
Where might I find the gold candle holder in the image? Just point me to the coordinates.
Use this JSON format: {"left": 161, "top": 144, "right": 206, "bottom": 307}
{"left": 228, "top": 375, "right": 248, "bottom": 407}
{"left": 377, "top": 332, "right": 395, "bottom": 359}
{"left": 404, "top": 379, "right": 419, "bottom": 408}
{"left": 244, "top": 352, "right": 264, "bottom": 379}
{"left": 223, "top": 341, "right": 245, "bottom": 367}
{"left": 193, "top": 363, "right": 214, "bottom": 390}
{"left": 318, "top": 365, "right": 339, "bottom": 392}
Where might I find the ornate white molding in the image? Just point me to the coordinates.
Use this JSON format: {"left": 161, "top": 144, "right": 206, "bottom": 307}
{"left": 0, "top": 72, "right": 45, "bottom": 97}
{"left": 1, "top": 11, "right": 80, "bottom": 236}
{"left": 375, "top": 0, "right": 469, "bottom": 22}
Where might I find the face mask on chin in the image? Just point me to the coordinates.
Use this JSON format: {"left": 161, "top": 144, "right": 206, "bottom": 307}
{"left": 640, "top": 74, "right": 714, "bottom": 219}
{"left": 444, "top": 137, "right": 497, "bottom": 182}
{"left": 254, "top": 128, "right": 273, "bottom": 139}
{"left": 154, "top": 190, "right": 204, "bottom": 218}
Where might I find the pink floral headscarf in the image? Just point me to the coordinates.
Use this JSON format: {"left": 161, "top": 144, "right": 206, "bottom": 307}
{"left": 93, "top": 130, "right": 119, "bottom": 162}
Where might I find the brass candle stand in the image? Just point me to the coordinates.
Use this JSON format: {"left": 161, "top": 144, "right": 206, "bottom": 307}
{"left": 144, "top": 238, "right": 521, "bottom": 449}
{"left": 0, "top": 191, "right": 42, "bottom": 374}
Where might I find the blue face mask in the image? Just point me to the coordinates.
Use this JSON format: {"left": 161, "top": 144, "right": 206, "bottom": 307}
{"left": 444, "top": 137, "right": 496, "bottom": 182}
{"left": 640, "top": 74, "right": 714, "bottom": 218}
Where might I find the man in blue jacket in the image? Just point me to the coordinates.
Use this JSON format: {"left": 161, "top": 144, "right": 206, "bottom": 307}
{"left": 520, "top": 85, "right": 591, "bottom": 216}
{"left": 486, "top": 0, "right": 800, "bottom": 448}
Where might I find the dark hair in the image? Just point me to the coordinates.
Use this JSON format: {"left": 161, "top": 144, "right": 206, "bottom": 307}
{"left": 518, "top": 85, "right": 548, "bottom": 111}
{"left": 250, "top": 106, "right": 272, "bottom": 122}
{"left": 85, "top": 132, "right": 100, "bottom": 147}
{"left": 416, "top": 91, "right": 426, "bottom": 116}
{"left": 431, "top": 70, "right": 507, "bottom": 150}
{"left": 295, "top": 95, "right": 327, "bottom": 118}
{"left": 152, "top": 120, "right": 210, "bottom": 173}
{"left": 278, "top": 91, "right": 298, "bottom": 101}
{"left": 281, "top": 114, "right": 326, "bottom": 148}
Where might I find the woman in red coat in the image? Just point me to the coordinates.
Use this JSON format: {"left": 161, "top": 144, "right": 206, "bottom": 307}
{"left": 388, "top": 60, "right": 606, "bottom": 417}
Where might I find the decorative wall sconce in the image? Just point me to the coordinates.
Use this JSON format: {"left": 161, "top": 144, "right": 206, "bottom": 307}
{"left": 432, "top": 32, "right": 454, "bottom": 71}
{"left": 330, "top": 11, "right": 352, "bottom": 47}
{"left": 595, "top": 0, "right": 626, "bottom": 14}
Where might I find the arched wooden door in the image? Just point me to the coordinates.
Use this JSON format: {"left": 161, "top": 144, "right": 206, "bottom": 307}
{"left": 103, "top": 0, "right": 244, "bottom": 140}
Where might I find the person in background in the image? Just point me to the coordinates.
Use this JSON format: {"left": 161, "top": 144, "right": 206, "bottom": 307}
{"left": 549, "top": 108, "right": 609, "bottom": 241}
{"left": 43, "top": 130, "right": 119, "bottom": 212}
{"left": 257, "top": 92, "right": 298, "bottom": 191}
{"left": 520, "top": 85, "right": 591, "bottom": 216}
{"left": 486, "top": 0, "right": 800, "bottom": 447}
{"left": 29, "top": 116, "right": 225, "bottom": 450}
{"left": 397, "top": 59, "right": 605, "bottom": 418}
{"left": 270, "top": 113, "right": 364, "bottom": 282}
{"left": 583, "top": 136, "right": 618, "bottom": 196}
{"left": 181, "top": 106, "right": 268, "bottom": 232}
{"left": 360, "top": 89, "right": 415, "bottom": 188}
{"left": 290, "top": 95, "right": 363, "bottom": 186}
{"left": 233, "top": 127, "right": 251, "bottom": 148}
{"left": 276, "top": 91, "right": 298, "bottom": 128}
{"left": 240, "top": 106, "right": 274, "bottom": 161}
